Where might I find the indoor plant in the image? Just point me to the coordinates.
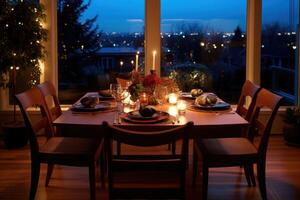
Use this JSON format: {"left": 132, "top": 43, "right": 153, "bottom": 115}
{"left": 0, "top": 0, "right": 47, "bottom": 148}
{"left": 283, "top": 107, "right": 300, "bottom": 146}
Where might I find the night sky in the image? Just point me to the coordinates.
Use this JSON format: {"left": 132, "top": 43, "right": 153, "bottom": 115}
{"left": 82, "top": 0, "right": 298, "bottom": 33}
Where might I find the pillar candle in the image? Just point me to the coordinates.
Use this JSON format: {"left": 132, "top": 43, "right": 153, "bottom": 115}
{"left": 135, "top": 51, "right": 139, "bottom": 70}
{"left": 152, "top": 50, "right": 156, "bottom": 70}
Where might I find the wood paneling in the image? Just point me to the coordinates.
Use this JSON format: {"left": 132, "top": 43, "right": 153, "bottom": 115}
{"left": 0, "top": 136, "right": 300, "bottom": 200}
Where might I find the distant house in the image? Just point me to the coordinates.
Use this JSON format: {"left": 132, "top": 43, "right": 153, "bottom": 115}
{"left": 97, "top": 47, "right": 144, "bottom": 72}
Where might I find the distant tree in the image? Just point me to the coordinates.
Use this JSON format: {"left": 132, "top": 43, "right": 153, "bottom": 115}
{"left": 262, "top": 23, "right": 289, "bottom": 50}
{"left": 163, "top": 23, "right": 225, "bottom": 67}
{"left": 163, "top": 23, "right": 205, "bottom": 63}
{"left": 232, "top": 26, "right": 243, "bottom": 41}
{"left": 133, "top": 34, "right": 144, "bottom": 48}
{"left": 230, "top": 26, "right": 245, "bottom": 48}
{"left": 0, "top": 1, "right": 10, "bottom": 74}
{"left": 58, "top": 0, "right": 101, "bottom": 82}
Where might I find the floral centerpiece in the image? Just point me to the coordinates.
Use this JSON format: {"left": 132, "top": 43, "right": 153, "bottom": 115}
{"left": 142, "top": 70, "right": 162, "bottom": 104}
{"left": 128, "top": 83, "right": 143, "bottom": 102}
{"left": 128, "top": 69, "right": 180, "bottom": 105}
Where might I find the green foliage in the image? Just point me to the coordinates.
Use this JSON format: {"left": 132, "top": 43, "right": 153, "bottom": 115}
{"left": 284, "top": 107, "right": 300, "bottom": 126}
{"left": 168, "top": 67, "right": 213, "bottom": 92}
{"left": 58, "top": 0, "right": 101, "bottom": 82}
{"left": 0, "top": 0, "right": 47, "bottom": 87}
{"left": 128, "top": 83, "right": 143, "bottom": 102}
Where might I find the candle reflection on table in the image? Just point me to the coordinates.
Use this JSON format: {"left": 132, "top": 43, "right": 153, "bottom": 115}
{"left": 168, "top": 93, "right": 178, "bottom": 104}
{"left": 168, "top": 105, "right": 178, "bottom": 117}
{"left": 177, "top": 100, "right": 187, "bottom": 114}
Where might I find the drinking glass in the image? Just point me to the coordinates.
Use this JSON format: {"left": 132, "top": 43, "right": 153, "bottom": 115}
{"left": 154, "top": 85, "right": 168, "bottom": 105}
{"left": 110, "top": 83, "right": 129, "bottom": 123}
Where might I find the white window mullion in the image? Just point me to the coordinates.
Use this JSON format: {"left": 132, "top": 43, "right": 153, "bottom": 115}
{"left": 145, "top": 0, "right": 161, "bottom": 76}
{"left": 40, "top": 0, "right": 58, "bottom": 93}
{"left": 297, "top": 3, "right": 300, "bottom": 105}
{"left": 246, "top": 0, "right": 262, "bottom": 84}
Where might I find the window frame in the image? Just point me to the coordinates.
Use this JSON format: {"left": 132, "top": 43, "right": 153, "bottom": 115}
{"left": 43, "top": 0, "right": 299, "bottom": 106}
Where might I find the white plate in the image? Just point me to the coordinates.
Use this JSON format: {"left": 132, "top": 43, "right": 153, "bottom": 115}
{"left": 71, "top": 102, "right": 112, "bottom": 112}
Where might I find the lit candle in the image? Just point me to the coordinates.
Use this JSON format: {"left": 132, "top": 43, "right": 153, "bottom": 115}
{"left": 177, "top": 100, "right": 187, "bottom": 114}
{"left": 168, "top": 93, "right": 178, "bottom": 104}
{"left": 140, "top": 92, "right": 148, "bottom": 106}
{"left": 120, "top": 61, "right": 124, "bottom": 67}
{"left": 135, "top": 51, "right": 139, "bottom": 70}
{"left": 168, "top": 105, "right": 178, "bottom": 117}
{"left": 152, "top": 50, "right": 156, "bottom": 70}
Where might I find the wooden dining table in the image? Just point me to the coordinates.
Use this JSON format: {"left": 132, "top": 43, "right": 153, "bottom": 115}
{"left": 53, "top": 93, "right": 249, "bottom": 139}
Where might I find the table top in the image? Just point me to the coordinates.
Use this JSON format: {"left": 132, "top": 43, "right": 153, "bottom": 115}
{"left": 53, "top": 93, "right": 248, "bottom": 130}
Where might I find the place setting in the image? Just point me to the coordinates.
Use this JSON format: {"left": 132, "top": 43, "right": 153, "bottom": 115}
{"left": 70, "top": 95, "right": 116, "bottom": 113}
{"left": 120, "top": 105, "right": 171, "bottom": 124}
{"left": 98, "top": 90, "right": 115, "bottom": 100}
{"left": 183, "top": 89, "right": 232, "bottom": 112}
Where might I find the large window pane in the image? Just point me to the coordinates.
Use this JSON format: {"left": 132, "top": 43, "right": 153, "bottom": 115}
{"left": 57, "top": 0, "right": 144, "bottom": 103}
{"left": 161, "top": 0, "right": 247, "bottom": 103}
{"left": 261, "top": 0, "right": 299, "bottom": 105}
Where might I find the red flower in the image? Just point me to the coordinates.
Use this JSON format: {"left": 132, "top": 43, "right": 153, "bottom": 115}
{"left": 143, "top": 73, "right": 161, "bottom": 87}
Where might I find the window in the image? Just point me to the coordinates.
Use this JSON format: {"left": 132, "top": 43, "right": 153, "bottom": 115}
{"left": 161, "top": 0, "right": 247, "bottom": 103}
{"left": 53, "top": 0, "right": 300, "bottom": 105}
{"left": 57, "top": 0, "right": 144, "bottom": 103}
{"left": 261, "top": 0, "right": 299, "bottom": 105}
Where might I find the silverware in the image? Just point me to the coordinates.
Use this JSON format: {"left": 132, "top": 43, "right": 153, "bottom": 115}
{"left": 171, "top": 116, "right": 180, "bottom": 124}
{"left": 215, "top": 111, "right": 236, "bottom": 115}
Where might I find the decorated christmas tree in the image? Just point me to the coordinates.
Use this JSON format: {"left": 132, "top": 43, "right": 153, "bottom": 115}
{"left": 0, "top": 0, "right": 47, "bottom": 118}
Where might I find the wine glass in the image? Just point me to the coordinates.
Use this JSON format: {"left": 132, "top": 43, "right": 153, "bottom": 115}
{"left": 110, "top": 83, "right": 129, "bottom": 123}
{"left": 154, "top": 85, "right": 168, "bottom": 105}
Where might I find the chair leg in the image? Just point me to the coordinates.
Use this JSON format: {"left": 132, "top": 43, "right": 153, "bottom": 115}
{"left": 45, "top": 164, "right": 54, "bottom": 186}
{"left": 249, "top": 164, "right": 256, "bottom": 186}
{"left": 172, "top": 141, "right": 176, "bottom": 155}
{"left": 100, "top": 152, "right": 106, "bottom": 188}
{"left": 257, "top": 161, "right": 267, "bottom": 200}
{"left": 180, "top": 169, "right": 186, "bottom": 200}
{"left": 192, "top": 145, "right": 198, "bottom": 186}
{"left": 29, "top": 162, "right": 40, "bottom": 200}
{"left": 116, "top": 142, "right": 121, "bottom": 156}
{"left": 243, "top": 165, "right": 252, "bottom": 187}
{"left": 89, "top": 162, "right": 96, "bottom": 200}
{"left": 202, "top": 163, "right": 208, "bottom": 200}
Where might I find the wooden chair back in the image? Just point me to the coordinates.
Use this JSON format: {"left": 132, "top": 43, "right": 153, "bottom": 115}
{"left": 248, "top": 88, "right": 282, "bottom": 157}
{"left": 37, "top": 81, "right": 62, "bottom": 121}
{"left": 236, "top": 80, "right": 261, "bottom": 121}
{"left": 15, "top": 87, "right": 54, "bottom": 157}
{"left": 103, "top": 121, "right": 193, "bottom": 199}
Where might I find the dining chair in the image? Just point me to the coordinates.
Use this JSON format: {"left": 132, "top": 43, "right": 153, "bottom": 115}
{"left": 37, "top": 81, "right": 62, "bottom": 123}
{"left": 15, "top": 87, "right": 104, "bottom": 200}
{"left": 38, "top": 81, "right": 106, "bottom": 188}
{"left": 193, "top": 88, "right": 282, "bottom": 200}
{"left": 236, "top": 80, "right": 261, "bottom": 121}
{"left": 103, "top": 121, "right": 193, "bottom": 199}
{"left": 192, "top": 80, "right": 260, "bottom": 187}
